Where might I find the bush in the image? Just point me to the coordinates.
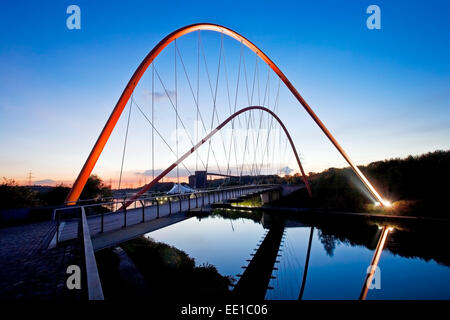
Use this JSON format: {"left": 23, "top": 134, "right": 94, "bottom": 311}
{"left": 0, "top": 178, "right": 38, "bottom": 209}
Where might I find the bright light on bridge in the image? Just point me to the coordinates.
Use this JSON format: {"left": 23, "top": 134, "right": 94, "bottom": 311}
{"left": 374, "top": 200, "right": 392, "bottom": 208}
{"left": 383, "top": 200, "right": 392, "bottom": 207}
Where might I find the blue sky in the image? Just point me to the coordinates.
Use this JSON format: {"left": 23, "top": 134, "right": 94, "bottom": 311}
{"left": 0, "top": 0, "right": 449, "bottom": 186}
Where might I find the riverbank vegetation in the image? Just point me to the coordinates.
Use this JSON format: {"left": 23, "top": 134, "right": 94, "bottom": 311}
{"left": 0, "top": 175, "right": 111, "bottom": 209}
{"left": 312, "top": 217, "right": 450, "bottom": 267}
{"left": 280, "top": 150, "right": 449, "bottom": 218}
{"left": 96, "top": 237, "right": 233, "bottom": 300}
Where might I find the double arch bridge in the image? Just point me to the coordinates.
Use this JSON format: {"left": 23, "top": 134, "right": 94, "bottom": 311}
{"left": 64, "top": 23, "right": 387, "bottom": 208}
{"left": 53, "top": 23, "right": 391, "bottom": 300}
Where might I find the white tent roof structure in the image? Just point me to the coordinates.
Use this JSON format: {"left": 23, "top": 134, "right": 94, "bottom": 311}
{"left": 167, "top": 183, "right": 195, "bottom": 194}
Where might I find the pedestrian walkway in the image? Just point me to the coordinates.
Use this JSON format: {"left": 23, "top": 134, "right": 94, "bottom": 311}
{"left": 56, "top": 186, "right": 271, "bottom": 246}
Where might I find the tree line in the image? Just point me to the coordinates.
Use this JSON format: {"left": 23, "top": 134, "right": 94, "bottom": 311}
{"left": 284, "top": 150, "right": 449, "bottom": 217}
{"left": 0, "top": 174, "right": 111, "bottom": 210}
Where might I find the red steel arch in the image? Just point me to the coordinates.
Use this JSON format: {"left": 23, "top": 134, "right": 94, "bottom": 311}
{"left": 123, "top": 106, "right": 311, "bottom": 209}
{"left": 66, "top": 23, "right": 385, "bottom": 206}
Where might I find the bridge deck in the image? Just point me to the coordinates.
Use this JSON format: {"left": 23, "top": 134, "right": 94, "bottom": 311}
{"left": 56, "top": 186, "right": 271, "bottom": 249}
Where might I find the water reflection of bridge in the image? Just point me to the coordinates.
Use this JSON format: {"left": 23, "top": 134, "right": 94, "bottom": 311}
{"left": 232, "top": 212, "right": 389, "bottom": 300}
{"left": 53, "top": 183, "right": 393, "bottom": 300}
{"left": 53, "top": 183, "right": 305, "bottom": 300}
{"left": 233, "top": 213, "right": 314, "bottom": 300}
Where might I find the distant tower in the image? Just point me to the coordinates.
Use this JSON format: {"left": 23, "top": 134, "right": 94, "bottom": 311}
{"left": 27, "top": 171, "right": 33, "bottom": 186}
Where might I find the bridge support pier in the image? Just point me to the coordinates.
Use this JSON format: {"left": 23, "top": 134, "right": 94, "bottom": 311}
{"left": 260, "top": 190, "right": 281, "bottom": 205}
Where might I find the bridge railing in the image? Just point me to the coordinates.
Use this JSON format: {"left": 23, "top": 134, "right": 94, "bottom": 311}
{"left": 63, "top": 184, "right": 280, "bottom": 207}
{"left": 66, "top": 189, "right": 171, "bottom": 206}
{"left": 79, "top": 206, "right": 104, "bottom": 300}
{"left": 53, "top": 184, "right": 279, "bottom": 245}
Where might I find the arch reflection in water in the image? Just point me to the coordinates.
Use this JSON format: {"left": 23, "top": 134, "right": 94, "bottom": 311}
{"left": 144, "top": 210, "right": 450, "bottom": 300}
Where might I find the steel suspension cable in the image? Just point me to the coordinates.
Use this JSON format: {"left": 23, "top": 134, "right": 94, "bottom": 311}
{"left": 247, "top": 54, "right": 259, "bottom": 176}
{"left": 199, "top": 33, "right": 226, "bottom": 174}
{"left": 259, "top": 73, "right": 280, "bottom": 175}
{"left": 132, "top": 99, "right": 192, "bottom": 176}
{"left": 153, "top": 64, "right": 207, "bottom": 170}
{"left": 231, "top": 44, "right": 246, "bottom": 176}
{"left": 271, "top": 79, "right": 281, "bottom": 174}
{"left": 239, "top": 50, "right": 254, "bottom": 179}
{"left": 118, "top": 93, "right": 133, "bottom": 191}
{"left": 152, "top": 64, "right": 155, "bottom": 181}
{"left": 209, "top": 33, "right": 230, "bottom": 174}
{"left": 174, "top": 40, "right": 222, "bottom": 173}
{"left": 196, "top": 31, "right": 200, "bottom": 172}
{"left": 223, "top": 36, "right": 241, "bottom": 177}
{"left": 254, "top": 67, "right": 271, "bottom": 176}
{"left": 175, "top": 40, "right": 179, "bottom": 185}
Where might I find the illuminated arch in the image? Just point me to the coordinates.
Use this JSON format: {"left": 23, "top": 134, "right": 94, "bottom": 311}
{"left": 66, "top": 23, "right": 386, "bottom": 206}
{"left": 121, "top": 106, "right": 311, "bottom": 208}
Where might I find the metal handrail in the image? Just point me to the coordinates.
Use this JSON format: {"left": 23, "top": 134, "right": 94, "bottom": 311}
{"left": 54, "top": 184, "right": 278, "bottom": 220}
{"left": 80, "top": 207, "right": 104, "bottom": 300}
{"left": 63, "top": 183, "right": 278, "bottom": 206}
{"left": 53, "top": 184, "right": 278, "bottom": 243}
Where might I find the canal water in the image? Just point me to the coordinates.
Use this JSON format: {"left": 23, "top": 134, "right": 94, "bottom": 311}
{"left": 144, "top": 210, "right": 450, "bottom": 300}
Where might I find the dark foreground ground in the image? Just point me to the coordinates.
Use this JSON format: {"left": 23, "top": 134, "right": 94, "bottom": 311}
{"left": 0, "top": 221, "right": 83, "bottom": 300}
